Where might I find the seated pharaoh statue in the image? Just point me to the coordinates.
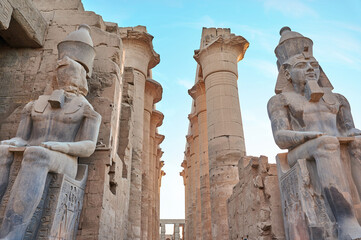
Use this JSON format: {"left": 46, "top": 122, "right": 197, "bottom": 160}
{"left": 268, "top": 27, "right": 361, "bottom": 240}
{"left": 0, "top": 25, "right": 101, "bottom": 240}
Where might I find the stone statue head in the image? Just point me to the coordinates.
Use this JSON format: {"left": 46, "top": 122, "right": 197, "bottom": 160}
{"left": 274, "top": 27, "right": 332, "bottom": 94}
{"left": 283, "top": 54, "right": 320, "bottom": 94}
{"left": 57, "top": 24, "right": 95, "bottom": 78}
{"left": 56, "top": 56, "right": 88, "bottom": 96}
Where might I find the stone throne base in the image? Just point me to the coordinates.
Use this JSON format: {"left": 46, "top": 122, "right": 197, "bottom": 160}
{"left": 276, "top": 139, "right": 361, "bottom": 240}
{"left": 0, "top": 147, "right": 88, "bottom": 240}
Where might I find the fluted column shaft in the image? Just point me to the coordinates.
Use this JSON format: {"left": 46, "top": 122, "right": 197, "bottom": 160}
{"left": 180, "top": 160, "right": 188, "bottom": 240}
{"left": 152, "top": 115, "right": 164, "bottom": 240}
{"left": 189, "top": 81, "right": 212, "bottom": 240}
{"left": 184, "top": 143, "right": 193, "bottom": 240}
{"left": 142, "top": 80, "right": 162, "bottom": 240}
{"left": 194, "top": 35, "right": 249, "bottom": 239}
{"left": 121, "top": 29, "right": 160, "bottom": 240}
{"left": 189, "top": 113, "right": 202, "bottom": 240}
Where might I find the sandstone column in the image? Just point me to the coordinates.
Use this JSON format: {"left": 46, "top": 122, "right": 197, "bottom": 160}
{"left": 185, "top": 135, "right": 195, "bottom": 239}
{"left": 194, "top": 33, "right": 249, "bottom": 239}
{"left": 189, "top": 80, "right": 212, "bottom": 240}
{"left": 188, "top": 113, "right": 202, "bottom": 240}
{"left": 160, "top": 223, "right": 166, "bottom": 240}
{"left": 180, "top": 159, "right": 188, "bottom": 240}
{"left": 174, "top": 223, "right": 180, "bottom": 240}
{"left": 142, "top": 79, "right": 162, "bottom": 240}
{"left": 151, "top": 111, "right": 164, "bottom": 240}
{"left": 120, "top": 27, "right": 160, "bottom": 240}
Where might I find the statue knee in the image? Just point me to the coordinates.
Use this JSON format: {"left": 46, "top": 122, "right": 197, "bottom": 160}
{"left": 0, "top": 145, "right": 12, "bottom": 166}
{"left": 22, "top": 146, "right": 50, "bottom": 169}
{"left": 316, "top": 136, "right": 339, "bottom": 151}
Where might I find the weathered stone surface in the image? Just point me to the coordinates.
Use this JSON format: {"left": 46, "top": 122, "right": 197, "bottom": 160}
{"left": 268, "top": 27, "right": 361, "bottom": 240}
{"left": 192, "top": 28, "right": 248, "bottom": 240}
{"left": 0, "top": 25, "right": 101, "bottom": 239}
{"left": 0, "top": 2, "right": 164, "bottom": 240}
{"left": 0, "top": 0, "right": 13, "bottom": 30}
{"left": 227, "top": 156, "right": 285, "bottom": 240}
{"left": 0, "top": 0, "right": 47, "bottom": 47}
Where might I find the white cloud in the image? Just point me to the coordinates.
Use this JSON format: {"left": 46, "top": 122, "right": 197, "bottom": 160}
{"left": 177, "top": 78, "right": 193, "bottom": 89}
{"left": 244, "top": 59, "right": 278, "bottom": 79}
{"left": 261, "top": 0, "right": 318, "bottom": 18}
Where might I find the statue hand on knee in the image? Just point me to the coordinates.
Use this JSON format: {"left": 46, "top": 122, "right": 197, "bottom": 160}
{"left": 1, "top": 137, "right": 27, "bottom": 147}
{"left": 347, "top": 128, "right": 361, "bottom": 137}
{"left": 41, "top": 142, "right": 69, "bottom": 155}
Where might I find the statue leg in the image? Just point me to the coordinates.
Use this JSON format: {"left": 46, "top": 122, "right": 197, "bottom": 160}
{"left": 0, "top": 146, "right": 13, "bottom": 203}
{"left": 0, "top": 146, "right": 50, "bottom": 239}
{"left": 348, "top": 137, "right": 361, "bottom": 203}
{"left": 289, "top": 136, "right": 361, "bottom": 239}
{"left": 0, "top": 146, "right": 77, "bottom": 239}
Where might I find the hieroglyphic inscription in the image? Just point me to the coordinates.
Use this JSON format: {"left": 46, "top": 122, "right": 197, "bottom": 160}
{"left": 279, "top": 161, "right": 336, "bottom": 240}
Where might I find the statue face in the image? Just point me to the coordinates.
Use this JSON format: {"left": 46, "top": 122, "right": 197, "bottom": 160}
{"left": 287, "top": 56, "right": 320, "bottom": 93}
{"left": 56, "top": 56, "right": 88, "bottom": 96}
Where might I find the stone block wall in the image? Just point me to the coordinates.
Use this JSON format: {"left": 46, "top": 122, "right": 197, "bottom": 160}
{"left": 227, "top": 156, "right": 285, "bottom": 240}
{"left": 0, "top": 1, "right": 166, "bottom": 239}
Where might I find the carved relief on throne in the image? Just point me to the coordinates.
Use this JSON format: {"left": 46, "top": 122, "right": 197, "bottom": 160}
{"left": 0, "top": 148, "right": 88, "bottom": 240}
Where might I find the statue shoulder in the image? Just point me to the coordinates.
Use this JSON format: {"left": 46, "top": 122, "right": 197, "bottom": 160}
{"left": 22, "top": 100, "right": 35, "bottom": 114}
{"left": 80, "top": 97, "right": 101, "bottom": 121}
{"left": 267, "top": 94, "right": 287, "bottom": 111}
{"left": 334, "top": 93, "right": 350, "bottom": 107}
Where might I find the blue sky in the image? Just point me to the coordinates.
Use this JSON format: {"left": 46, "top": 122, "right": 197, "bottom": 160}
{"left": 82, "top": 0, "right": 361, "bottom": 223}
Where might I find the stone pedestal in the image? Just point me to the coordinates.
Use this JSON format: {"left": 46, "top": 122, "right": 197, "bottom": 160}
{"left": 276, "top": 142, "right": 361, "bottom": 240}
{"left": 0, "top": 149, "right": 88, "bottom": 240}
{"left": 194, "top": 32, "right": 249, "bottom": 239}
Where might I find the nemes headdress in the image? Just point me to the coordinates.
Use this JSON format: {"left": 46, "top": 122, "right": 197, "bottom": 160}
{"left": 274, "top": 27, "right": 332, "bottom": 94}
{"left": 57, "top": 24, "right": 95, "bottom": 78}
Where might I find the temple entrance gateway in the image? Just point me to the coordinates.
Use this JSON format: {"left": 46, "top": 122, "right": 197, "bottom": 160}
{"left": 159, "top": 219, "right": 185, "bottom": 240}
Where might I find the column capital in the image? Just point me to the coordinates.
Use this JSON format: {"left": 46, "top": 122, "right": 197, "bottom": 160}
{"left": 181, "top": 160, "right": 187, "bottom": 168}
{"left": 186, "top": 134, "right": 193, "bottom": 144}
{"left": 193, "top": 34, "right": 249, "bottom": 80}
{"left": 120, "top": 27, "right": 160, "bottom": 77}
{"left": 188, "top": 80, "right": 206, "bottom": 100}
{"left": 155, "top": 133, "right": 165, "bottom": 145}
{"left": 145, "top": 78, "right": 163, "bottom": 104}
{"left": 157, "top": 147, "right": 164, "bottom": 158}
{"left": 151, "top": 110, "right": 164, "bottom": 127}
{"left": 159, "top": 160, "right": 165, "bottom": 169}
{"left": 184, "top": 145, "right": 190, "bottom": 158}
{"left": 188, "top": 113, "right": 198, "bottom": 124}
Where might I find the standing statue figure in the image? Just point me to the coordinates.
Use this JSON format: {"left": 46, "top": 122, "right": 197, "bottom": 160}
{"left": 268, "top": 27, "right": 361, "bottom": 240}
{"left": 0, "top": 24, "right": 101, "bottom": 240}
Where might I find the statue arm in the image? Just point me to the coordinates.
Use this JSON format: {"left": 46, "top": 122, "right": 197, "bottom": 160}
{"left": 1, "top": 102, "right": 33, "bottom": 146}
{"left": 267, "top": 95, "right": 323, "bottom": 149}
{"left": 335, "top": 93, "right": 361, "bottom": 136}
{"left": 42, "top": 104, "right": 101, "bottom": 157}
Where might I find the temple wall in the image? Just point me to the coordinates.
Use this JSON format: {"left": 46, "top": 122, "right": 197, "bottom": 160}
{"left": 0, "top": 0, "right": 164, "bottom": 239}
{"left": 227, "top": 156, "right": 285, "bottom": 240}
